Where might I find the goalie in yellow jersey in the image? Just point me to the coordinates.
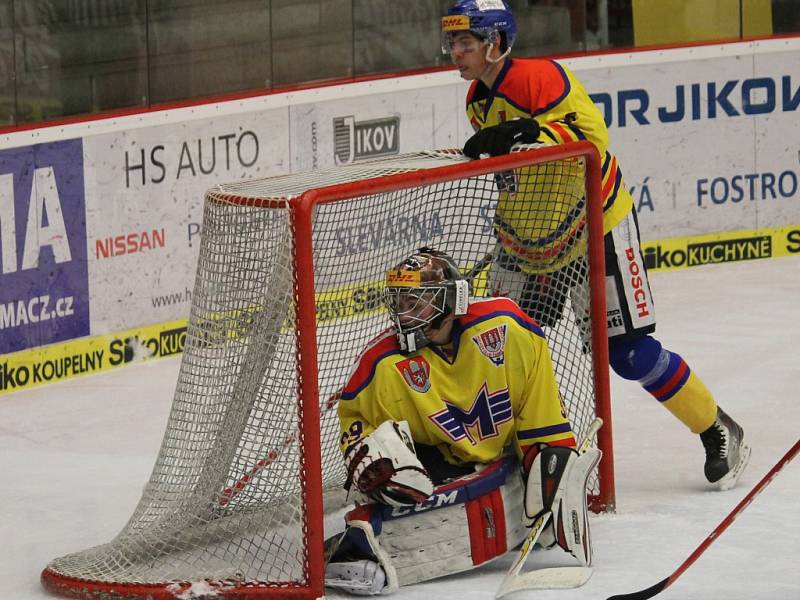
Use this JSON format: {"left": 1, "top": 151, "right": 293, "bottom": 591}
{"left": 324, "top": 248, "right": 601, "bottom": 595}
{"left": 442, "top": 0, "right": 750, "bottom": 492}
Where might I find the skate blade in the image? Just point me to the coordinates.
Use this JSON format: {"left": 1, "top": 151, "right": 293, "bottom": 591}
{"left": 717, "top": 442, "right": 751, "bottom": 491}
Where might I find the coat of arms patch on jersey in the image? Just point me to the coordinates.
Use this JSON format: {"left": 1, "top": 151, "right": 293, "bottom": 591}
{"left": 472, "top": 324, "right": 507, "bottom": 366}
{"left": 396, "top": 356, "right": 431, "bottom": 393}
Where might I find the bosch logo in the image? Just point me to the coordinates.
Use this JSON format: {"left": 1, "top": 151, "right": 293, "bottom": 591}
{"left": 624, "top": 248, "right": 650, "bottom": 319}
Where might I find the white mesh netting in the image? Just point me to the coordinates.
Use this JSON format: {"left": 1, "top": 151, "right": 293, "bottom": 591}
{"left": 42, "top": 147, "right": 609, "bottom": 599}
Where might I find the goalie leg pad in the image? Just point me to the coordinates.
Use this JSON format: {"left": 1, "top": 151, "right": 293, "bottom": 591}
{"left": 525, "top": 446, "right": 602, "bottom": 566}
{"left": 345, "top": 420, "right": 434, "bottom": 507}
{"left": 330, "top": 458, "right": 527, "bottom": 590}
{"left": 380, "top": 462, "right": 527, "bottom": 586}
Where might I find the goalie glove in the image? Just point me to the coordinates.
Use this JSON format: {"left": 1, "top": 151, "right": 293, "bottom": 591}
{"left": 523, "top": 444, "right": 602, "bottom": 565}
{"left": 463, "top": 118, "right": 541, "bottom": 159}
{"left": 344, "top": 420, "right": 434, "bottom": 508}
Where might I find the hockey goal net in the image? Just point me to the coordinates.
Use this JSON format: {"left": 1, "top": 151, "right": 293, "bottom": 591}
{"left": 42, "top": 142, "right": 613, "bottom": 600}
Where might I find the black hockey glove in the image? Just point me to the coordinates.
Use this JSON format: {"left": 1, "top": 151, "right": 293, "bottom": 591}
{"left": 463, "top": 118, "right": 540, "bottom": 159}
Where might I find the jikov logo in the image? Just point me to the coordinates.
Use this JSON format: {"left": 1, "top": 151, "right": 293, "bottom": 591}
{"left": 0, "top": 139, "right": 90, "bottom": 353}
{"left": 590, "top": 75, "right": 799, "bottom": 128}
{"left": 333, "top": 115, "right": 400, "bottom": 165}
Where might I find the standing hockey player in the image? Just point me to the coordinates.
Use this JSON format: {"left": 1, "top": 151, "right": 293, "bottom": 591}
{"left": 324, "top": 247, "right": 601, "bottom": 595}
{"left": 441, "top": 0, "right": 750, "bottom": 489}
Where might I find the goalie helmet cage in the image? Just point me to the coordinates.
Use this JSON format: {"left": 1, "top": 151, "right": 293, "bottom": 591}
{"left": 41, "top": 142, "right": 613, "bottom": 600}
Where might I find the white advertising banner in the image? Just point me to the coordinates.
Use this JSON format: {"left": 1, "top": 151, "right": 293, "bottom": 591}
{"left": 82, "top": 109, "right": 291, "bottom": 332}
{"left": 566, "top": 42, "right": 800, "bottom": 241}
{"left": 289, "top": 82, "right": 466, "bottom": 172}
{"left": 1, "top": 37, "right": 798, "bottom": 392}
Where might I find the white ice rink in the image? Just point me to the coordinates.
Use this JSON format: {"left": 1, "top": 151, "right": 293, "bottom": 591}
{"left": 1, "top": 256, "right": 799, "bottom": 600}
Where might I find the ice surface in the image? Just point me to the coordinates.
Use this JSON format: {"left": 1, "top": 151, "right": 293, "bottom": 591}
{"left": 2, "top": 256, "right": 798, "bottom": 600}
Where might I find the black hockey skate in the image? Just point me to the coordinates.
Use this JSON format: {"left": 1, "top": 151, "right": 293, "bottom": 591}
{"left": 700, "top": 407, "right": 751, "bottom": 490}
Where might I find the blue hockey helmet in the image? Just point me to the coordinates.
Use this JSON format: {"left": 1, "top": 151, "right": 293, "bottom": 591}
{"left": 441, "top": 0, "right": 517, "bottom": 54}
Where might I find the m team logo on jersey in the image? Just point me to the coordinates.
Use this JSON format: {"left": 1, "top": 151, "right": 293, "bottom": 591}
{"left": 396, "top": 356, "right": 431, "bottom": 393}
{"left": 430, "top": 383, "right": 512, "bottom": 445}
{"left": 472, "top": 324, "right": 507, "bottom": 366}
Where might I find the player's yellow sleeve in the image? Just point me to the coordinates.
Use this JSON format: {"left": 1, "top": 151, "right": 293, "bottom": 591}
{"left": 336, "top": 330, "right": 400, "bottom": 454}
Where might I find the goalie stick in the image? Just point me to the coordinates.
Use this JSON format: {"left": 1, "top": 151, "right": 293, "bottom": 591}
{"left": 495, "top": 417, "right": 603, "bottom": 599}
{"left": 607, "top": 438, "right": 800, "bottom": 600}
{"left": 463, "top": 245, "right": 499, "bottom": 283}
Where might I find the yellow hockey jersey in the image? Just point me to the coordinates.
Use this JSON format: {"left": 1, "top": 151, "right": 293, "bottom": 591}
{"left": 338, "top": 297, "right": 576, "bottom": 467}
{"left": 466, "top": 58, "right": 634, "bottom": 273}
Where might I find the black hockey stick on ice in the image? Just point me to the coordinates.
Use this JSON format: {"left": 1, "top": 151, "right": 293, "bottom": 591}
{"left": 607, "top": 438, "right": 800, "bottom": 600}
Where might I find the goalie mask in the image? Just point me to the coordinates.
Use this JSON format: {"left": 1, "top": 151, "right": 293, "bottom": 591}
{"left": 441, "top": 0, "right": 517, "bottom": 56}
{"left": 384, "top": 248, "right": 470, "bottom": 353}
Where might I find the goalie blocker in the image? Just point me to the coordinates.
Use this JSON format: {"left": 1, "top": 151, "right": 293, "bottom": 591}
{"left": 326, "top": 421, "right": 599, "bottom": 595}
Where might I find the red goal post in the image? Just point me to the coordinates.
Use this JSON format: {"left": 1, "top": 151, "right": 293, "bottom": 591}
{"left": 297, "top": 140, "right": 614, "bottom": 497}
{"left": 41, "top": 141, "right": 613, "bottom": 600}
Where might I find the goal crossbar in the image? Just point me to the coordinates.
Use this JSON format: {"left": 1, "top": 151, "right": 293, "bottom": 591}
{"left": 41, "top": 141, "right": 613, "bottom": 600}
